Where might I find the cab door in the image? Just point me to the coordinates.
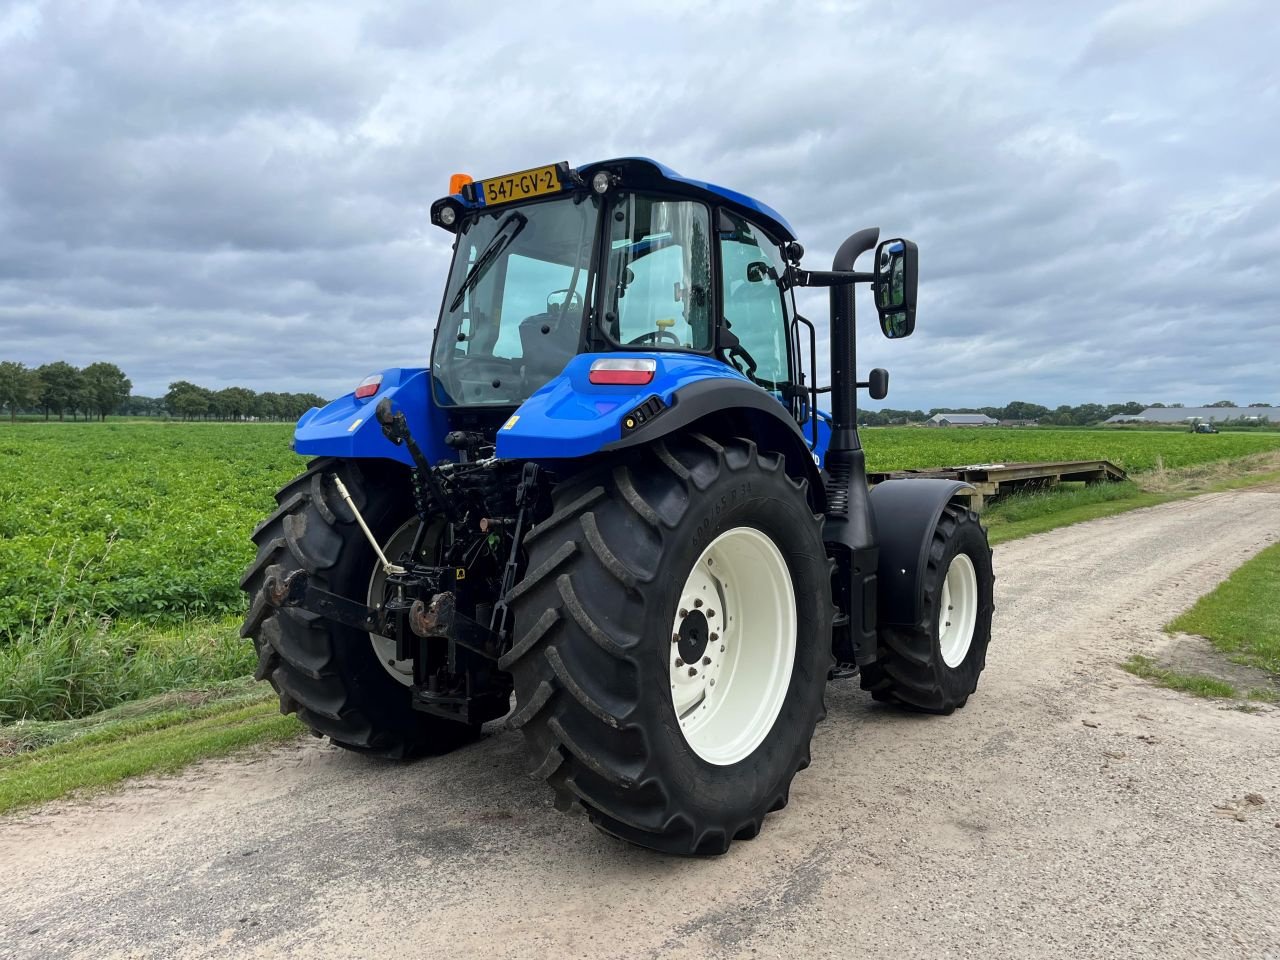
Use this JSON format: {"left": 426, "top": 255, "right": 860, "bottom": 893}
{"left": 716, "top": 211, "right": 795, "bottom": 393}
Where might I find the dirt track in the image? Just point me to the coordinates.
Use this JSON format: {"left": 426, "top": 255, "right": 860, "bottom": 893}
{"left": 2, "top": 488, "right": 1279, "bottom": 960}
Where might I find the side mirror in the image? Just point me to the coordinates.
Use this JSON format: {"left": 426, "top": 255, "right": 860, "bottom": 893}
{"left": 868, "top": 368, "right": 888, "bottom": 400}
{"left": 874, "top": 238, "right": 918, "bottom": 339}
{"left": 857, "top": 368, "right": 889, "bottom": 400}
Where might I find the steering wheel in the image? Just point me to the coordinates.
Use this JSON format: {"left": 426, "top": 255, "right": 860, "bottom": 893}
{"left": 627, "top": 329, "right": 681, "bottom": 347}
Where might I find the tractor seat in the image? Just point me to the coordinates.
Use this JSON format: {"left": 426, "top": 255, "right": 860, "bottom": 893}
{"left": 725, "top": 282, "right": 779, "bottom": 326}
{"left": 519, "top": 311, "right": 580, "bottom": 381}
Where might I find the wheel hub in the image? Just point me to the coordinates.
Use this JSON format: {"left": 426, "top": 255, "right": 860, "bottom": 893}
{"left": 668, "top": 526, "right": 796, "bottom": 766}
{"left": 676, "top": 608, "right": 710, "bottom": 666}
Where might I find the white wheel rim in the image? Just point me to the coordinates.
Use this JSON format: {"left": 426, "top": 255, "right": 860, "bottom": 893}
{"left": 367, "top": 518, "right": 437, "bottom": 686}
{"left": 938, "top": 552, "right": 979, "bottom": 668}
{"left": 669, "top": 526, "right": 796, "bottom": 766}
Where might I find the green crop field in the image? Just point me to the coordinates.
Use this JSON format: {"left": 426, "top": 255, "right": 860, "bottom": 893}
{"left": 858, "top": 426, "right": 1280, "bottom": 474}
{"left": 1, "top": 419, "right": 1278, "bottom": 804}
{"left": 0, "top": 422, "right": 304, "bottom": 638}
{"left": 3, "top": 421, "right": 1278, "bottom": 643}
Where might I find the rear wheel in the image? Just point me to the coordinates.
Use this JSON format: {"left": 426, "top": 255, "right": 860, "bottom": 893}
{"left": 503, "top": 433, "right": 833, "bottom": 855}
{"left": 860, "top": 502, "right": 994, "bottom": 713}
{"left": 240, "top": 458, "right": 481, "bottom": 757}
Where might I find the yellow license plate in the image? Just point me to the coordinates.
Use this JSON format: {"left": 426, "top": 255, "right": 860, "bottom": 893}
{"left": 477, "top": 163, "right": 563, "bottom": 205}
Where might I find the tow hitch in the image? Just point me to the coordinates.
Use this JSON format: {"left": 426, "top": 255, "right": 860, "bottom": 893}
{"left": 263, "top": 567, "right": 504, "bottom": 662}
{"left": 264, "top": 563, "right": 509, "bottom": 725}
{"left": 263, "top": 462, "right": 513, "bottom": 727}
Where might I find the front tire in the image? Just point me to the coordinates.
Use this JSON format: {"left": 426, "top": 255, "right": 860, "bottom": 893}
{"left": 859, "top": 502, "right": 994, "bottom": 713}
{"left": 503, "top": 434, "right": 833, "bottom": 855}
{"left": 240, "top": 458, "right": 481, "bottom": 757}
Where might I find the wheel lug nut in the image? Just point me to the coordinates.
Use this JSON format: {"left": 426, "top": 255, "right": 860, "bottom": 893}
{"left": 672, "top": 633, "right": 679, "bottom": 643}
{"left": 707, "top": 610, "right": 715, "bottom": 618}
{"left": 688, "top": 667, "right": 697, "bottom": 677}
{"left": 710, "top": 679, "right": 715, "bottom": 686}
{"left": 720, "top": 644, "right": 725, "bottom": 652}
{"left": 679, "top": 608, "right": 688, "bottom": 618}
{"left": 675, "top": 659, "right": 684, "bottom": 668}
{"left": 702, "top": 656, "right": 711, "bottom": 666}
{"left": 709, "top": 632, "right": 718, "bottom": 642}
{"left": 694, "top": 598, "right": 703, "bottom": 608}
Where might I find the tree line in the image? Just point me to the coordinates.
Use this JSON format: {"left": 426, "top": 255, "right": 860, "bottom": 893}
{"left": 161, "top": 381, "right": 328, "bottom": 421}
{"left": 857, "top": 400, "right": 1272, "bottom": 427}
{"left": 0, "top": 360, "right": 132, "bottom": 422}
{"left": 0, "top": 360, "right": 327, "bottom": 422}
{"left": 3, "top": 358, "right": 1270, "bottom": 427}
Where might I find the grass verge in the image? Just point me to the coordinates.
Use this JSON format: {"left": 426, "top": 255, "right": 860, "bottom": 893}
{"left": 984, "top": 482, "right": 1171, "bottom": 545}
{"left": 0, "top": 612, "right": 256, "bottom": 724}
{"left": 1121, "top": 654, "right": 1239, "bottom": 698}
{"left": 1167, "top": 541, "right": 1280, "bottom": 675}
{"left": 0, "top": 685, "right": 300, "bottom": 814}
{"left": 1121, "top": 655, "right": 1277, "bottom": 703}
{"left": 983, "top": 450, "right": 1280, "bottom": 546}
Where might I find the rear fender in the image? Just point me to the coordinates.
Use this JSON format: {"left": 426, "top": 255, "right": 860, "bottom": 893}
{"left": 293, "top": 367, "right": 454, "bottom": 468}
{"left": 495, "top": 352, "right": 824, "bottom": 502}
{"left": 870, "top": 479, "right": 976, "bottom": 627}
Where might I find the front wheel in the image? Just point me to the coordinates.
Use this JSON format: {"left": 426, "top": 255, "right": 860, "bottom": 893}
{"left": 860, "top": 502, "right": 994, "bottom": 712}
{"left": 503, "top": 433, "right": 833, "bottom": 855}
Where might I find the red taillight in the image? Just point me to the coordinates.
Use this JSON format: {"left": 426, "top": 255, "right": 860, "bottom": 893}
{"left": 354, "top": 374, "right": 382, "bottom": 400}
{"left": 588, "top": 358, "right": 656, "bottom": 385}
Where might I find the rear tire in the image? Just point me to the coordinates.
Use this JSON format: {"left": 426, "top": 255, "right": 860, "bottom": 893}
{"left": 503, "top": 433, "right": 833, "bottom": 855}
{"left": 860, "top": 502, "right": 994, "bottom": 713}
{"left": 240, "top": 458, "right": 481, "bottom": 757}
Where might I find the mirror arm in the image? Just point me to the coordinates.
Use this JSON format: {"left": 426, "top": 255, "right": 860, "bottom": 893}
{"left": 791, "top": 269, "right": 875, "bottom": 288}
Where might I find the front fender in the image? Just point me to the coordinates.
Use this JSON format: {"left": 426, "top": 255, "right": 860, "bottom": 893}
{"left": 495, "top": 353, "right": 753, "bottom": 460}
{"left": 293, "top": 367, "right": 454, "bottom": 468}
{"left": 870, "top": 479, "right": 976, "bottom": 627}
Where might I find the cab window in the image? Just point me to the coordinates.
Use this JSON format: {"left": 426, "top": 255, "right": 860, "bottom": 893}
{"left": 602, "top": 194, "right": 713, "bottom": 350}
{"left": 490, "top": 253, "right": 584, "bottom": 359}
{"left": 718, "top": 213, "right": 791, "bottom": 386}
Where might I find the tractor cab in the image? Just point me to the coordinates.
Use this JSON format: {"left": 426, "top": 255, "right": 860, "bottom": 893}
{"left": 428, "top": 159, "right": 804, "bottom": 416}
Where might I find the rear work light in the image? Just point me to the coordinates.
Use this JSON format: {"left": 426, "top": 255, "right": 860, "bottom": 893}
{"left": 588, "top": 358, "right": 656, "bottom": 385}
{"left": 354, "top": 374, "right": 382, "bottom": 400}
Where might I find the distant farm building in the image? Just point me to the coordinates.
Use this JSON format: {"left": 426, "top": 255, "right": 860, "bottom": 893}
{"left": 926, "top": 413, "right": 999, "bottom": 427}
{"left": 1103, "top": 406, "right": 1267, "bottom": 425}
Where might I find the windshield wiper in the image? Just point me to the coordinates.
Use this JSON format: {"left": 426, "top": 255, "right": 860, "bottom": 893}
{"left": 449, "top": 212, "right": 528, "bottom": 311}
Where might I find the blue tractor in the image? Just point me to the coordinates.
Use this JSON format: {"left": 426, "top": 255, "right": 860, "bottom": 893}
{"left": 242, "top": 158, "right": 994, "bottom": 855}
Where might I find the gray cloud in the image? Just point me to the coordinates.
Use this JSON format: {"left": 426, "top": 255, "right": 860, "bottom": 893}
{"left": 1, "top": 0, "right": 1277, "bottom": 408}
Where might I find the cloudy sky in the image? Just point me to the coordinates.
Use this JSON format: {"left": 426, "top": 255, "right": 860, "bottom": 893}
{"left": 2, "top": 0, "right": 1277, "bottom": 408}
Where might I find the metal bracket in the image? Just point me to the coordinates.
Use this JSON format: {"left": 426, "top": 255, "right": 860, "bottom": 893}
{"left": 264, "top": 569, "right": 505, "bottom": 662}
{"left": 265, "top": 569, "right": 380, "bottom": 632}
{"left": 488, "top": 461, "right": 541, "bottom": 641}
{"left": 410, "top": 591, "right": 504, "bottom": 660}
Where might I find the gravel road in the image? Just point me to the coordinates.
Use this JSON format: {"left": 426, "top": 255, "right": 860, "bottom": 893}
{"left": 3, "top": 488, "right": 1279, "bottom": 960}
